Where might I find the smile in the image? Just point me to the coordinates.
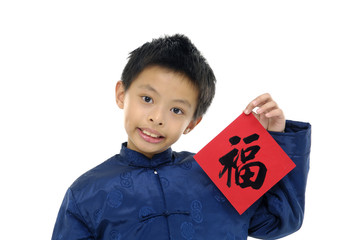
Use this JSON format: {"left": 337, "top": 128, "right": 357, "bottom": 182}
{"left": 141, "top": 129, "right": 163, "bottom": 138}
{"left": 138, "top": 128, "right": 165, "bottom": 143}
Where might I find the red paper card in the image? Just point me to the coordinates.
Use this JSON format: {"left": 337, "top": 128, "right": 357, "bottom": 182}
{"left": 194, "top": 113, "right": 295, "bottom": 215}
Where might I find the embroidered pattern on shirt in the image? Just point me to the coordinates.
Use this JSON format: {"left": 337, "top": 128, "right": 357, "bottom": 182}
{"left": 120, "top": 171, "right": 134, "bottom": 189}
{"left": 178, "top": 160, "right": 192, "bottom": 170}
{"left": 110, "top": 230, "right": 122, "bottom": 240}
{"left": 106, "top": 190, "right": 124, "bottom": 208}
{"left": 181, "top": 221, "right": 195, "bottom": 240}
{"left": 139, "top": 206, "right": 157, "bottom": 223}
{"left": 213, "top": 186, "right": 226, "bottom": 203}
{"left": 190, "top": 200, "right": 203, "bottom": 223}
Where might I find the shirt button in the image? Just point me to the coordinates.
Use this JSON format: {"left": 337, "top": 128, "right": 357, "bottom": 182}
{"left": 154, "top": 170, "right": 158, "bottom": 175}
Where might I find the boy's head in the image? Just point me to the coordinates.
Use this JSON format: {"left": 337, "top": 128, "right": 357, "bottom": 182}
{"left": 120, "top": 34, "right": 216, "bottom": 120}
{"left": 116, "top": 34, "right": 216, "bottom": 158}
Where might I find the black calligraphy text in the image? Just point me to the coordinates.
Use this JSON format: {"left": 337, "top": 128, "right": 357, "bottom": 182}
{"left": 219, "top": 134, "right": 267, "bottom": 190}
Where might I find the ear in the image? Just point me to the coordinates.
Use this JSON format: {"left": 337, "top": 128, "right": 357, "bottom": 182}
{"left": 115, "top": 81, "right": 125, "bottom": 109}
{"left": 183, "top": 116, "right": 203, "bottom": 134}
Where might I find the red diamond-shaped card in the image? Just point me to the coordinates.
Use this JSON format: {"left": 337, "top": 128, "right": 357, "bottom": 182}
{"left": 194, "top": 113, "right": 296, "bottom": 215}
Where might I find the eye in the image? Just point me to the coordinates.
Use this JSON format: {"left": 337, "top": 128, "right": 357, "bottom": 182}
{"left": 142, "top": 96, "right": 153, "bottom": 103}
{"left": 171, "top": 107, "right": 184, "bottom": 115}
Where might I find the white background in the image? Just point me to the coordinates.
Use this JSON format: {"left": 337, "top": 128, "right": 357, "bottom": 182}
{"left": 1, "top": 0, "right": 360, "bottom": 239}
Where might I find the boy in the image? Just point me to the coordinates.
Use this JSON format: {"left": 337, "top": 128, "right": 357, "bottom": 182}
{"left": 52, "top": 34, "right": 311, "bottom": 240}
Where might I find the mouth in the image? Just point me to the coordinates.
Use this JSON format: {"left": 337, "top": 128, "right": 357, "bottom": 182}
{"left": 138, "top": 128, "right": 165, "bottom": 143}
{"left": 141, "top": 129, "right": 163, "bottom": 138}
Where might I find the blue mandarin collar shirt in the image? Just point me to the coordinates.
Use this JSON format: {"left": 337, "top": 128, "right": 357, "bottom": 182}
{"left": 52, "top": 120, "right": 311, "bottom": 240}
{"left": 120, "top": 143, "right": 173, "bottom": 168}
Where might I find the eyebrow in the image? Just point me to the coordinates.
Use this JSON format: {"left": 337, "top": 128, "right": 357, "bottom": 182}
{"left": 138, "top": 84, "right": 159, "bottom": 95}
{"left": 173, "top": 99, "right": 192, "bottom": 108}
{"left": 138, "top": 84, "right": 192, "bottom": 108}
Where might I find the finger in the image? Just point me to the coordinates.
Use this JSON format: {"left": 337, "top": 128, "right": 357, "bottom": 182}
{"left": 258, "top": 111, "right": 270, "bottom": 129}
{"left": 244, "top": 93, "right": 272, "bottom": 115}
{"left": 244, "top": 100, "right": 258, "bottom": 115}
{"left": 264, "top": 108, "right": 284, "bottom": 119}
{"left": 244, "top": 93, "right": 273, "bottom": 115}
{"left": 256, "top": 100, "right": 278, "bottom": 114}
{"left": 252, "top": 93, "right": 272, "bottom": 106}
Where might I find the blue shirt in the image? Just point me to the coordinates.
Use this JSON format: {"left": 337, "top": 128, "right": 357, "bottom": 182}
{"left": 52, "top": 120, "right": 311, "bottom": 240}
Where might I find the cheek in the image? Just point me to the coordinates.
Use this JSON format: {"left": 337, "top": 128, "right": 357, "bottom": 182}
{"left": 169, "top": 119, "right": 191, "bottom": 135}
{"left": 123, "top": 103, "right": 140, "bottom": 129}
{"left": 123, "top": 98, "right": 142, "bottom": 119}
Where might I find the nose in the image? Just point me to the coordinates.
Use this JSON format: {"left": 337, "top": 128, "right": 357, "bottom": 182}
{"left": 148, "top": 108, "right": 164, "bottom": 126}
{"left": 149, "top": 117, "right": 163, "bottom": 126}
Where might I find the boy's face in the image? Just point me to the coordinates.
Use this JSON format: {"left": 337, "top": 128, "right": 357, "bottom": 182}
{"left": 116, "top": 65, "right": 202, "bottom": 159}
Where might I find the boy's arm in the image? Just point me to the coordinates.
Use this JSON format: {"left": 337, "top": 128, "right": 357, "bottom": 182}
{"left": 243, "top": 94, "right": 311, "bottom": 238}
{"left": 248, "top": 120, "right": 311, "bottom": 239}
{"left": 52, "top": 188, "right": 94, "bottom": 240}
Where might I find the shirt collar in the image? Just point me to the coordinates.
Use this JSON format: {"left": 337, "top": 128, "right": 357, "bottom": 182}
{"left": 119, "top": 142, "right": 173, "bottom": 168}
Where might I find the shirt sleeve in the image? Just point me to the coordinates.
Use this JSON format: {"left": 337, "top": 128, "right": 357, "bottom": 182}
{"left": 52, "top": 188, "right": 94, "bottom": 240}
{"left": 248, "top": 120, "right": 311, "bottom": 239}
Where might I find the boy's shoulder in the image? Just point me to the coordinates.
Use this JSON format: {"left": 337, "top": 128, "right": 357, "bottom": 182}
{"left": 68, "top": 149, "right": 200, "bottom": 194}
{"left": 69, "top": 153, "right": 128, "bottom": 193}
{"left": 173, "top": 150, "right": 195, "bottom": 163}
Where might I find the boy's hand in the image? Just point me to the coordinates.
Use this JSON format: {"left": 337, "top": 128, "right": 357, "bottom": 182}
{"left": 244, "top": 93, "right": 286, "bottom": 132}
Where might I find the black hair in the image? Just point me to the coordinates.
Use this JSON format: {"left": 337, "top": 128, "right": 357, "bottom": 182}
{"left": 121, "top": 34, "right": 216, "bottom": 119}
